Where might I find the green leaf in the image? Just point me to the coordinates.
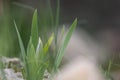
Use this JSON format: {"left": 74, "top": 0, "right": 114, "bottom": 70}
{"left": 31, "top": 9, "right": 39, "bottom": 49}
{"left": 57, "top": 25, "right": 65, "bottom": 48}
{"left": 36, "top": 64, "right": 46, "bottom": 80}
{"left": 14, "top": 21, "right": 28, "bottom": 79}
{"left": 55, "top": 0, "right": 60, "bottom": 27}
{"left": 36, "top": 37, "right": 44, "bottom": 59}
{"left": 44, "top": 33, "right": 54, "bottom": 54}
{"left": 14, "top": 21, "right": 26, "bottom": 64}
{"left": 26, "top": 38, "right": 37, "bottom": 80}
{"left": 27, "top": 37, "right": 32, "bottom": 56}
{"left": 55, "top": 18, "right": 77, "bottom": 68}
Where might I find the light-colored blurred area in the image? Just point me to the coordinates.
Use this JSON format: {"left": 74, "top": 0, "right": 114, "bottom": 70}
{"left": 0, "top": 0, "right": 119, "bottom": 56}
{"left": 54, "top": 57, "right": 106, "bottom": 80}
{"left": 0, "top": 0, "right": 120, "bottom": 80}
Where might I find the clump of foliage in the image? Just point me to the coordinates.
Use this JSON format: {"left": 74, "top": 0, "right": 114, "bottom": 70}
{"left": 14, "top": 8, "right": 77, "bottom": 80}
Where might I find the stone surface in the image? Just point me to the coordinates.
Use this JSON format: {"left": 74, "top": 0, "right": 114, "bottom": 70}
{"left": 0, "top": 56, "right": 50, "bottom": 80}
{"left": 0, "top": 56, "right": 24, "bottom": 80}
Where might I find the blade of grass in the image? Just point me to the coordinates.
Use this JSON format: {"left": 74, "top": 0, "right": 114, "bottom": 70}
{"left": 14, "top": 20, "right": 26, "bottom": 63}
{"left": 31, "top": 9, "right": 39, "bottom": 49}
{"left": 14, "top": 20, "right": 29, "bottom": 79}
{"left": 36, "top": 33, "right": 54, "bottom": 62}
{"left": 44, "top": 33, "right": 54, "bottom": 54}
{"left": 36, "top": 37, "right": 43, "bottom": 58}
{"left": 36, "top": 64, "right": 47, "bottom": 80}
{"left": 47, "top": 0, "right": 54, "bottom": 27}
{"left": 107, "top": 60, "right": 112, "bottom": 74}
{"left": 57, "top": 25, "right": 65, "bottom": 48}
{"left": 55, "top": 0, "right": 60, "bottom": 27}
{"left": 55, "top": 18, "right": 77, "bottom": 68}
{"left": 27, "top": 40, "right": 37, "bottom": 80}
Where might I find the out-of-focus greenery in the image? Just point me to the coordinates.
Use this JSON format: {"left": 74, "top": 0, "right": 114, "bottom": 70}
{"left": 14, "top": 8, "right": 77, "bottom": 79}
{"left": 0, "top": 1, "right": 31, "bottom": 57}
{"left": 0, "top": 1, "right": 119, "bottom": 80}
{"left": 0, "top": 1, "right": 78, "bottom": 79}
{"left": 0, "top": 0, "right": 59, "bottom": 57}
{"left": 0, "top": 9, "right": 16, "bottom": 57}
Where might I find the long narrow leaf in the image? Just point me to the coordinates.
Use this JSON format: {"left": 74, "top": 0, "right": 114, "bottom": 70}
{"left": 55, "top": 19, "right": 77, "bottom": 67}
{"left": 55, "top": 0, "right": 60, "bottom": 27}
{"left": 27, "top": 41, "right": 37, "bottom": 80}
{"left": 31, "top": 9, "right": 39, "bottom": 49}
{"left": 36, "top": 37, "right": 43, "bottom": 58}
{"left": 36, "top": 64, "right": 46, "bottom": 80}
{"left": 44, "top": 33, "right": 54, "bottom": 54}
{"left": 14, "top": 21, "right": 26, "bottom": 63}
{"left": 14, "top": 21, "right": 28, "bottom": 78}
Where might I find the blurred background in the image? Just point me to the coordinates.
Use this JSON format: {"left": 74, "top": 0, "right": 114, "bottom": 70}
{"left": 0, "top": 0, "right": 56, "bottom": 57}
{"left": 0, "top": 0, "right": 120, "bottom": 60}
